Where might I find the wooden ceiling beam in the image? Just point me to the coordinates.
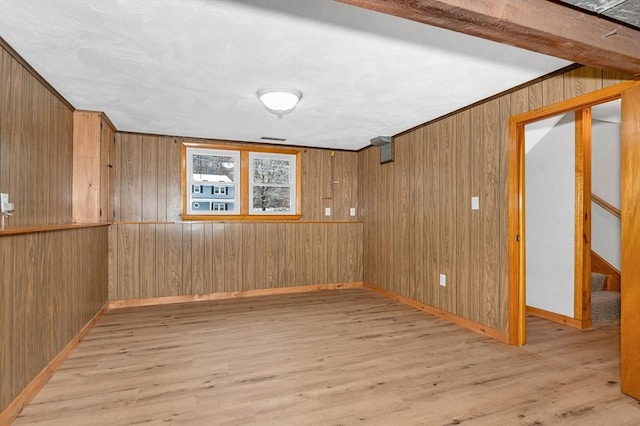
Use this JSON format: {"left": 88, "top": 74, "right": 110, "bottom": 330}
{"left": 336, "top": 0, "right": 640, "bottom": 77}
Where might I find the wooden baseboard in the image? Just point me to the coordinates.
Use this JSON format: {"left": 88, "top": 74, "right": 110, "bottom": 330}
{"left": 109, "top": 282, "right": 366, "bottom": 309}
{"left": 526, "top": 305, "right": 589, "bottom": 329}
{"left": 592, "top": 250, "right": 621, "bottom": 291}
{"left": 362, "top": 283, "right": 509, "bottom": 344}
{"left": 0, "top": 303, "right": 110, "bottom": 425}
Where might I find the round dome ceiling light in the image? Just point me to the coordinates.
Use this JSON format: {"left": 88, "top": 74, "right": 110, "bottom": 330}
{"left": 257, "top": 86, "right": 302, "bottom": 118}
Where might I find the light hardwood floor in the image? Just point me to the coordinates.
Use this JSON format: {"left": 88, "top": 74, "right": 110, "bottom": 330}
{"left": 13, "top": 289, "right": 640, "bottom": 425}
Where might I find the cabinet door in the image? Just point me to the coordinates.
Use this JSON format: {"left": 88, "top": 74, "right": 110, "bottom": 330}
{"left": 73, "top": 111, "right": 115, "bottom": 223}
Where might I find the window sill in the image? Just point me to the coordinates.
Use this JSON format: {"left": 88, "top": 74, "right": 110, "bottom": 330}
{"left": 180, "top": 214, "right": 303, "bottom": 222}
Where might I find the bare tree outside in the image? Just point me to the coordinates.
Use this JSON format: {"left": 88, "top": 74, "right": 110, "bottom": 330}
{"left": 192, "top": 154, "right": 235, "bottom": 181}
{"left": 252, "top": 158, "right": 291, "bottom": 211}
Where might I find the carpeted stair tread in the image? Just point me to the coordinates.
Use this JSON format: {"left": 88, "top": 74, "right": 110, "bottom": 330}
{"left": 591, "top": 272, "right": 620, "bottom": 321}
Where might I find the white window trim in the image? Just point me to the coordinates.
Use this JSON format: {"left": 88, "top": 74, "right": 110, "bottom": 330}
{"left": 248, "top": 152, "right": 297, "bottom": 215}
{"left": 186, "top": 147, "right": 240, "bottom": 215}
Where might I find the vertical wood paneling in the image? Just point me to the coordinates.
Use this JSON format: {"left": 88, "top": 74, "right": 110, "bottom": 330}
{"left": 166, "top": 139, "right": 182, "bottom": 222}
{"left": 439, "top": 118, "right": 454, "bottom": 312}
{"left": 356, "top": 65, "right": 625, "bottom": 335}
{"left": 0, "top": 236, "right": 13, "bottom": 410}
{"left": 164, "top": 224, "right": 183, "bottom": 296}
{"left": 0, "top": 47, "right": 73, "bottom": 226}
{"left": 140, "top": 224, "right": 156, "bottom": 298}
{"left": 0, "top": 227, "right": 108, "bottom": 414}
{"left": 242, "top": 223, "right": 257, "bottom": 290}
{"left": 469, "top": 105, "right": 481, "bottom": 323}
{"left": 426, "top": 122, "right": 440, "bottom": 307}
{"left": 564, "top": 67, "right": 602, "bottom": 99}
{"left": 411, "top": 128, "right": 425, "bottom": 303}
{"left": 108, "top": 222, "right": 363, "bottom": 300}
{"left": 0, "top": 49, "right": 10, "bottom": 205}
{"left": 191, "top": 223, "right": 205, "bottom": 294}
{"left": 394, "top": 134, "right": 411, "bottom": 299}
{"left": 263, "top": 224, "right": 280, "bottom": 287}
{"left": 224, "top": 224, "right": 243, "bottom": 292}
{"left": 118, "top": 134, "right": 142, "bottom": 221}
{"left": 154, "top": 224, "right": 166, "bottom": 296}
{"left": 117, "top": 224, "right": 140, "bottom": 300}
{"left": 483, "top": 99, "right": 502, "bottom": 328}
{"left": 115, "top": 134, "right": 358, "bottom": 223}
{"left": 0, "top": 41, "right": 108, "bottom": 415}
{"left": 207, "top": 223, "right": 226, "bottom": 293}
{"left": 182, "top": 223, "right": 193, "bottom": 295}
{"left": 542, "top": 74, "right": 565, "bottom": 107}
{"left": 455, "top": 110, "right": 471, "bottom": 317}
{"left": 141, "top": 135, "right": 159, "bottom": 222}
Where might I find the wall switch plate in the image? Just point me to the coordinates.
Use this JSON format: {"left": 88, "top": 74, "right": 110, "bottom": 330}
{"left": 471, "top": 196, "right": 479, "bottom": 210}
{"left": 325, "top": 207, "right": 331, "bottom": 216}
{"left": 439, "top": 274, "right": 447, "bottom": 287}
{"left": 1, "top": 193, "right": 14, "bottom": 213}
{"left": 350, "top": 207, "right": 356, "bottom": 217}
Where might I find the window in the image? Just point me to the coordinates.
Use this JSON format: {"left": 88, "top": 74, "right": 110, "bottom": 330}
{"left": 185, "top": 147, "right": 240, "bottom": 215}
{"left": 181, "top": 143, "right": 301, "bottom": 220}
{"left": 250, "top": 152, "right": 296, "bottom": 214}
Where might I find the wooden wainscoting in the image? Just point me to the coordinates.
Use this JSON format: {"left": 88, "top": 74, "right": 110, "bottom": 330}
{"left": 0, "top": 226, "right": 109, "bottom": 419}
{"left": 108, "top": 222, "right": 363, "bottom": 301}
{"left": 358, "top": 65, "right": 631, "bottom": 342}
{"left": 0, "top": 42, "right": 74, "bottom": 227}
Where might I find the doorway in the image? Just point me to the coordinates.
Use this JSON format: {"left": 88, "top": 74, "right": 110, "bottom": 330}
{"left": 507, "top": 80, "right": 640, "bottom": 400}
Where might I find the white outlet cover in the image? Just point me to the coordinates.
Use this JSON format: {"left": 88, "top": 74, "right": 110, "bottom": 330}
{"left": 439, "top": 274, "right": 447, "bottom": 286}
{"left": 350, "top": 207, "right": 356, "bottom": 217}
{"left": 325, "top": 207, "right": 331, "bottom": 216}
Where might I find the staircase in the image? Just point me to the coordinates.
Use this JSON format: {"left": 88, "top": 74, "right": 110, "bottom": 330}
{"left": 591, "top": 272, "right": 620, "bottom": 321}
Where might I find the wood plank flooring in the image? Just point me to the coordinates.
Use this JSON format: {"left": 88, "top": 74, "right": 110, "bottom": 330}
{"left": 13, "top": 289, "right": 640, "bottom": 425}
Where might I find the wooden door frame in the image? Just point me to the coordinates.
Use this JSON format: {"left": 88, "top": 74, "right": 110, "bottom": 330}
{"left": 507, "top": 80, "right": 639, "bottom": 347}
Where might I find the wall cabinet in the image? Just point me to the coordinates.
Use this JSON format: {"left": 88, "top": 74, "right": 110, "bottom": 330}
{"left": 72, "top": 111, "right": 115, "bottom": 223}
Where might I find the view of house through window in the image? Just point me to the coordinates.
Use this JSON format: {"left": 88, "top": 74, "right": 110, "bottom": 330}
{"left": 182, "top": 143, "right": 301, "bottom": 219}
{"left": 187, "top": 149, "right": 240, "bottom": 214}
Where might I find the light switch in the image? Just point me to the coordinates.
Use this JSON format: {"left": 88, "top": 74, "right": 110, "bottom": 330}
{"left": 471, "top": 196, "right": 479, "bottom": 210}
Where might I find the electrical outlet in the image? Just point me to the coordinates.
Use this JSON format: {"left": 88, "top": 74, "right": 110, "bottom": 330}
{"left": 350, "top": 207, "right": 356, "bottom": 217}
{"left": 325, "top": 207, "right": 331, "bottom": 216}
{"left": 439, "top": 274, "right": 447, "bottom": 287}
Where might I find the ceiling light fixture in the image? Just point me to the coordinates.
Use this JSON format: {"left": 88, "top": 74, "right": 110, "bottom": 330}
{"left": 257, "top": 86, "right": 302, "bottom": 118}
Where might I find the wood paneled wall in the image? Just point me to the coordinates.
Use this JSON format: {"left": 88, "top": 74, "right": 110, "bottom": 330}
{"left": 114, "top": 134, "right": 359, "bottom": 222}
{"left": 0, "top": 41, "right": 110, "bottom": 415}
{"left": 110, "top": 133, "right": 362, "bottom": 300}
{"left": 0, "top": 226, "right": 109, "bottom": 413}
{"left": 358, "top": 66, "right": 630, "bottom": 334}
{"left": 0, "top": 44, "right": 74, "bottom": 227}
{"left": 108, "top": 222, "right": 362, "bottom": 300}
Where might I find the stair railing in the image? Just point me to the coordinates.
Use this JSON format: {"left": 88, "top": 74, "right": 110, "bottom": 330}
{"left": 591, "top": 193, "right": 620, "bottom": 219}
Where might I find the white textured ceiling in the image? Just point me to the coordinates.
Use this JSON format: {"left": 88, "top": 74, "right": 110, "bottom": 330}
{"left": 0, "top": 0, "right": 571, "bottom": 150}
